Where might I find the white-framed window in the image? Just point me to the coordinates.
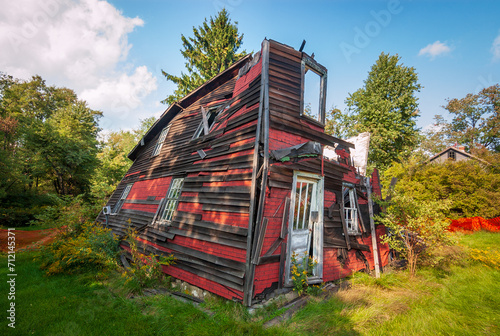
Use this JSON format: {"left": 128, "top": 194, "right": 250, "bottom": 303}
{"left": 151, "top": 125, "right": 171, "bottom": 157}
{"left": 193, "top": 105, "right": 222, "bottom": 139}
{"left": 112, "top": 183, "right": 133, "bottom": 214}
{"left": 300, "top": 55, "right": 327, "bottom": 124}
{"left": 157, "top": 177, "right": 184, "bottom": 225}
{"left": 343, "top": 185, "right": 360, "bottom": 235}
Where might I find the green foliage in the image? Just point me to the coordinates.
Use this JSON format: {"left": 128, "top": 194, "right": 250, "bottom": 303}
{"left": 92, "top": 117, "right": 156, "bottom": 200}
{"left": 38, "top": 222, "right": 119, "bottom": 275}
{"left": 324, "top": 107, "right": 352, "bottom": 139}
{"left": 162, "top": 9, "right": 246, "bottom": 105}
{"left": 441, "top": 84, "right": 500, "bottom": 152}
{"left": 377, "top": 192, "right": 452, "bottom": 276}
{"left": 0, "top": 74, "right": 101, "bottom": 196}
{"left": 346, "top": 53, "right": 422, "bottom": 172}
{"left": 382, "top": 159, "right": 500, "bottom": 219}
{"left": 122, "top": 229, "right": 175, "bottom": 292}
{"left": 290, "top": 252, "right": 321, "bottom": 296}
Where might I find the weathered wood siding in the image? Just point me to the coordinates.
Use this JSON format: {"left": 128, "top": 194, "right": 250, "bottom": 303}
{"left": 98, "top": 54, "right": 262, "bottom": 300}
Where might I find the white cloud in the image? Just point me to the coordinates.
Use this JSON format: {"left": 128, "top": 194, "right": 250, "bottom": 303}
{"left": 418, "top": 41, "right": 452, "bottom": 60}
{"left": 492, "top": 31, "right": 500, "bottom": 61}
{"left": 81, "top": 66, "right": 157, "bottom": 117}
{"left": 0, "top": 0, "right": 158, "bottom": 130}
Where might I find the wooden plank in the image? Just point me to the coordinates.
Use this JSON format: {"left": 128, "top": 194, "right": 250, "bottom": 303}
{"left": 262, "top": 237, "right": 282, "bottom": 257}
{"left": 168, "top": 227, "right": 247, "bottom": 249}
{"left": 202, "top": 203, "right": 249, "bottom": 214}
{"left": 170, "top": 218, "right": 247, "bottom": 236}
{"left": 258, "top": 254, "right": 280, "bottom": 265}
{"left": 278, "top": 241, "right": 287, "bottom": 289}
{"left": 251, "top": 218, "right": 268, "bottom": 264}
{"left": 281, "top": 197, "right": 290, "bottom": 238}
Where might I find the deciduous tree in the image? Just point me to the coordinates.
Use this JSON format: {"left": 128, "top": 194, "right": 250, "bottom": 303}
{"left": 441, "top": 84, "right": 500, "bottom": 153}
{"left": 346, "top": 53, "right": 422, "bottom": 172}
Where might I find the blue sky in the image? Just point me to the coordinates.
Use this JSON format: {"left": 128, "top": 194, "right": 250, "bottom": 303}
{"left": 1, "top": 0, "right": 499, "bottom": 133}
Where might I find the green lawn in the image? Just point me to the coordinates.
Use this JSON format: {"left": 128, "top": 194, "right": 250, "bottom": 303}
{"left": 1, "top": 232, "right": 498, "bottom": 335}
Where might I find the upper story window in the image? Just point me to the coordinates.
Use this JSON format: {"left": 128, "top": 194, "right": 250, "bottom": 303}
{"left": 112, "top": 183, "right": 133, "bottom": 214}
{"left": 157, "top": 177, "right": 184, "bottom": 225}
{"left": 193, "top": 105, "right": 222, "bottom": 139}
{"left": 151, "top": 125, "right": 171, "bottom": 157}
{"left": 301, "top": 54, "right": 327, "bottom": 125}
{"left": 343, "top": 185, "right": 360, "bottom": 235}
{"left": 448, "top": 150, "right": 456, "bottom": 161}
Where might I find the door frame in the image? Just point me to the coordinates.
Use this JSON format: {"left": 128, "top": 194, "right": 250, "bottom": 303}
{"left": 285, "top": 171, "right": 324, "bottom": 286}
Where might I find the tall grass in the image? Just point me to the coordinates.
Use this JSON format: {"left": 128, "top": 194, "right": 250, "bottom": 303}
{"left": 0, "top": 232, "right": 498, "bottom": 335}
{"left": 285, "top": 231, "right": 499, "bottom": 335}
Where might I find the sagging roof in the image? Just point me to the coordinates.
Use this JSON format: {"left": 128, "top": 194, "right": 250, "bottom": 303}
{"left": 128, "top": 53, "right": 254, "bottom": 161}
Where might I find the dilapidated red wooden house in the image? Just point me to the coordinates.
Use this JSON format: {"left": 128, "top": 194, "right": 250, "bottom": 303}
{"left": 98, "top": 39, "right": 390, "bottom": 305}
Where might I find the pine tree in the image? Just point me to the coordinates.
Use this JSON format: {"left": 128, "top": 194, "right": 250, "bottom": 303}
{"left": 162, "top": 9, "right": 245, "bottom": 105}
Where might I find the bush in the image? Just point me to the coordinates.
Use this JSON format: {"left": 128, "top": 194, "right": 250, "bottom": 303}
{"left": 382, "top": 159, "right": 500, "bottom": 219}
{"left": 377, "top": 192, "right": 453, "bottom": 277}
{"left": 38, "top": 222, "right": 119, "bottom": 275}
{"left": 121, "top": 229, "right": 175, "bottom": 292}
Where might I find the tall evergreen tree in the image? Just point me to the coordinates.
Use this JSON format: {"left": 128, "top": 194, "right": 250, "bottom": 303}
{"left": 346, "top": 53, "right": 421, "bottom": 172}
{"left": 162, "top": 9, "right": 245, "bottom": 105}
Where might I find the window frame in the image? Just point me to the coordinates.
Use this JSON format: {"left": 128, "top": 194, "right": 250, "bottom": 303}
{"left": 342, "top": 184, "right": 361, "bottom": 235}
{"left": 155, "top": 177, "right": 184, "bottom": 226}
{"left": 300, "top": 54, "right": 327, "bottom": 125}
{"left": 112, "top": 183, "right": 133, "bottom": 214}
{"left": 151, "top": 124, "right": 171, "bottom": 157}
{"left": 192, "top": 105, "right": 223, "bottom": 139}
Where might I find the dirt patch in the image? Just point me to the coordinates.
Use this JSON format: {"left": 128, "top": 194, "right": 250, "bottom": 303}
{"left": 0, "top": 228, "right": 59, "bottom": 252}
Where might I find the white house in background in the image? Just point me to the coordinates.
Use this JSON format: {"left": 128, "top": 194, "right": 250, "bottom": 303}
{"left": 428, "top": 145, "right": 489, "bottom": 165}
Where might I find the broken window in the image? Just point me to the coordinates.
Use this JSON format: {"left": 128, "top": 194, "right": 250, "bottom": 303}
{"left": 151, "top": 125, "right": 171, "bottom": 157}
{"left": 448, "top": 150, "right": 456, "bottom": 161}
{"left": 112, "top": 183, "right": 133, "bottom": 214}
{"left": 193, "top": 105, "right": 222, "bottom": 139}
{"left": 343, "top": 185, "right": 360, "bottom": 235}
{"left": 157, "top": 177, "right": 184, "bottom": 225}
{"left": 301, "top": 55, "right": 327, "bottom": 124}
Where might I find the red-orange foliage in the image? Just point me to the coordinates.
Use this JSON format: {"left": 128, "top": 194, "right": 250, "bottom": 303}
{"left": 448, "top": 217, "right": 500, "bottom": 233}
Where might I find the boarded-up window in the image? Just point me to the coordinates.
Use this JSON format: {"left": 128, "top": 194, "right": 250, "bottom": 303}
{"left": 112, "top": 183, "right": 133, "bottom": 214}
{"left": 158, "top": 178, "right": 184, "bottom": 224}
{"left": 152, "top": 125, "right": 171, "bottom": 157}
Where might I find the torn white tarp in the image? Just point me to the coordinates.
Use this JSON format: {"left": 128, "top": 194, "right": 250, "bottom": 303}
{"left": 346, "top": 132, "right": 370, "bottom": 176}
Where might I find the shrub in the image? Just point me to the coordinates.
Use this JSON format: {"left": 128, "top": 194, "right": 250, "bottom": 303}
{"left": 377, "top": 192, "right": 453, "bottom": 277}
{"left": 38, "top": 222, "right": 119, "bottom": 275}
{"left": 121, "top": 229, "right": 175, "bottom": 292}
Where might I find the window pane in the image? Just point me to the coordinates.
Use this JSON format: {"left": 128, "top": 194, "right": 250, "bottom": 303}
{"left": 159, "top": 178, "right": 184, "bottom": 224}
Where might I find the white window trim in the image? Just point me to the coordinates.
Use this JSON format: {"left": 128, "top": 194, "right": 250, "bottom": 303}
{"left": 151, "top": 125, "right": 171, "bottom": 157}
{"left": 112, "top": 183, "right": 133, "bottom": 214}
{"left": 155, "top": 177, "right": 184, "bottom": 226}
{"left": 343, "top": 185, "right": 361, "bottom": 235}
